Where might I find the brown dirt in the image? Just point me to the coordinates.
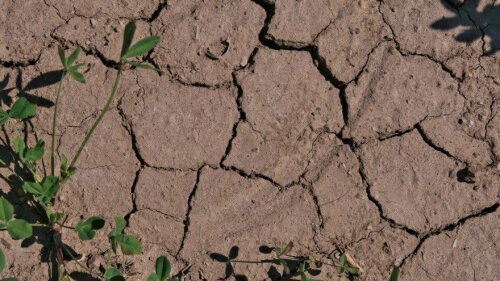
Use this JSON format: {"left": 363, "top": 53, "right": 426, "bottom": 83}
{"left": 0, "top": 0, "right": 498, "bottom": 280}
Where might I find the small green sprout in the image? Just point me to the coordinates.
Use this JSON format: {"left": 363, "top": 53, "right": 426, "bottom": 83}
{"left": 104, "top": 267, "right": 125, "bottom": 281}
{"left": 389, "top": 266, "right": 400, "bottom": 281}
{"left": 75, "top": 216, "right": 105, "bottom": 240}
{"left": 147, "top": 256, "right": 179, "bottom": 281}
{"left": 336, "top": 254, "right": 359, "bottom": 276}
{"left": 299, "top": 260, "right": 322, "bottom": 281}
{"left": 108, "top": 217, "right": 143, "bottom": 255}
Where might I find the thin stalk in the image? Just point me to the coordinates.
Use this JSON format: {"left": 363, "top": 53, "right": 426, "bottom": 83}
{"left": 56, "top": 222, "right": 75, "bottom": 230}
{"left": 69, "top": 67, "right": 122, "bottom": 170}
{"left": 51, "top": 70, "right": 66, "bottom": 176}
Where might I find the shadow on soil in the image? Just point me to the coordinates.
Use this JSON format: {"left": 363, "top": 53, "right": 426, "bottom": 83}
{"left": 431, "top": 0, "right": 499, "bottom": 55}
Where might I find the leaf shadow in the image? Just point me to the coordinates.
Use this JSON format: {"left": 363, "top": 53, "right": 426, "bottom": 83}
{"left": 430, "top": 0, "right": 499, "bottom": 56}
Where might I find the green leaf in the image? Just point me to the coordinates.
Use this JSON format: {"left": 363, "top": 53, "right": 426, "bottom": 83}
{"left": 0, "top": 198, "right": 14, "bottom": 222}
{"left": 7, "top": 219, "right": 32, "bottom": 240}
{"left": 22, "top": 181, "right": 43, "bottom": 195}
{"left": 70, "top": 63, "right": 85, "bottom": 70}
{"left": 125, "top": 61, "right": 163, "bottom": 74}
{"left": 76, "top": 216, "right": 105, "bottom": 240}
{"left": 60, "top": 154, "right": 68, "bottom": 171}
{"left": 116, "top": 234, "right": 142, "bottom": 255}
{"left": 389, "top": 266, "right": 400, "bottom": 281}
{"left": 147, "top": 274, "right": 160, "bottom": 281}
{"left": 0, "top": 108, "right": 9, "bottom": 125}
{"left": 121, "top": 36, "right": 160, "bottom": 60}
{"left": 66, "top": 47, "right": 81, "bottom": 66}
{"left": 155, "top": 256, "right": 171, "bottom": 281}
{"left": 25, "top": 140, "right": 45, "bottom": 161}
{"left": 339, "top": 254, "right": 347, "bottom": 267}
{"left": 345, "top": 266, "right": 359, "bottom": 275}
{"left": 48, "top": 211, "right": 64, "bottom": 225}
{"left": 121, "top": 21, "right": 137, "bottom": 58}
{"left": 104, "top": 268, "right": 124, "bottom": 281}
{"left": 109, "top": 217, "right": 126, "bottom": 238}
{"left": 67, "top": 68, "right": 85, "bottom": 83}
{"left": 336, "top": 266, "right": 344, "bottom": 274}
{"left": 9, "top": 97, "right": 37, "bottom": 120}
{"left": 170, "top": 278, "right": 179, "bottom": 281}
{"left": 58, "top": 46, "right": 67, "bottom": 68}
{"left": 109, "top": 217, "right": 127, "bottom": 253}
{"left": 0, "top": 248, "right": 5, "bottom": 273}
{"left": 12, "top": 137, "right": 25, "bottom": 161}
{"left": 42, "top": 176, "right": 60, "bottom": 200}
{"left": 23, "top": 176, "right": 60, "bottom": 204}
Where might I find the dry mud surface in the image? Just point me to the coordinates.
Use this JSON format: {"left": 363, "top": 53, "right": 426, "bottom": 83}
{"left": 0, "top": 0, "right": 499, "bottom": 280}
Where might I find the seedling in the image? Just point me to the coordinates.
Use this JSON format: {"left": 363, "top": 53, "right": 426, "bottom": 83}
{"left": 299, "top": 260, "right": 322, "bottom": 281}
{"left": 336, "top": 254, "right": 359, "bottom": 276}
{"left": 389, "top": 266, "right": 400, "bottom": 281}
{"left": 147, "top": 256, "right": 179, "bottom": 281}
{"left": 0, "top": 20, "right": 169, "bottom": 280}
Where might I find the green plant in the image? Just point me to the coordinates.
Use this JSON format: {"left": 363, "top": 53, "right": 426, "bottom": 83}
{"left": 0, "top": 20, "right": 170, "bottom": 280}
{"left": 147, "top": 256, "right": 179, "bottom": 281}
{"left": 336, "top": 254, "right": 359, "bottom": 276}
{"left": 389, "top": 266, "right": 400, "bottom": 281}
{"left": 298, "top": 259, "right": 321, "bottom": 281}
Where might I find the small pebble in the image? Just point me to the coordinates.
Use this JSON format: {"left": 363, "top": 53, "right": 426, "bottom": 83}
{"left": 90, "top": 18, "right": 97, "bottom": 28}
{"left": 240, "top": 56, "right": 248, "bottom": 67}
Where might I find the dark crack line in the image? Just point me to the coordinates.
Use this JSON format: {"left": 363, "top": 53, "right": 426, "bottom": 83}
{"left": 252, "top": 0, "right": 307, "bottom": 51}
{"left": 117, "top": 99, "right": 148, "bottom": 167}
{"left": 124, "top": 167, "right": 142, "bottom": 224}
{"left": 253, "top": 0, "right": 352, "bottom": 131}
{"left": 117, "top": 97, "right": 147, "bottom": 224}
{"left": 176, "top": 165, "right": 205, "bottom": 258}
{"left": 416, "top": 124, "right": 462, "bottom": 163}
{"left": 147, "top": 1, "right": 168, "bottom": 22}
{"left": 400, "top": 203, "right": 499, "bottom": 267}
{"left": 220, "top": 164, "right": 284, "bottom": 190}
{"left": 301, "top": 183, "right": 325, "bottom": 229}
{"left": 356, "top": 153, "right": 420, "bottom": 236}
{"left": 377, "top": 1, "right": 463, "bottom": 82}
{"left": 219, "top": 73, "right": 246, "bottom": 165}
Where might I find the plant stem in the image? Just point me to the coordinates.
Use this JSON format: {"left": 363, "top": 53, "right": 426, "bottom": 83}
{"left": 31, "top": 223, "right": 52, "bottom": 228}
{"left": 69, "top": 67, "right": 122, "bottom": 170}
{"left": 56, "top": 222, "right": 75, "bottom": 230}
{"left": 51, "top": 70, "right": 66, "bottom": 176}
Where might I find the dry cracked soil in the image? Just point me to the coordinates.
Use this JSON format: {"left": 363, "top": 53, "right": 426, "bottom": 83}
{"left": 0, "top": 0, "right": 499, "bottom": 280}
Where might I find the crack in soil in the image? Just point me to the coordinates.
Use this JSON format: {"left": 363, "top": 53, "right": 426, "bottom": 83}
{"left": 147, "top": 1, "right": 168, "bottom": 23}
{"left": 400, "top": 203, "right": 499, "bottom": 267}
{"left": 377, "top": 1, "right": 464, "bottom": 82}
{"left": 416, "top": 124, "right": 463, "bottom": 163}
{"left": 176, "top": 165, "right": 205, "bottom": 258}
{"left": 356, "top": 152, "right": 421, "bottom": 237}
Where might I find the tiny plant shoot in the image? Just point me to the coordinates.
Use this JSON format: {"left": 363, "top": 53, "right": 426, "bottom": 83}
{"left": 0, "top": 21, "right": 175, "bottom": 280}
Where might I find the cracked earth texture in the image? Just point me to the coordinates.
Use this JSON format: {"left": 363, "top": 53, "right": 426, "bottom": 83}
{"left": 0, "top": 0, "right": 498, "bottom": 280}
